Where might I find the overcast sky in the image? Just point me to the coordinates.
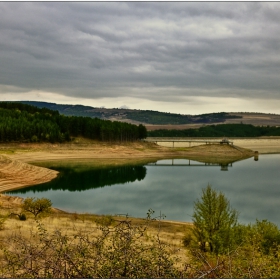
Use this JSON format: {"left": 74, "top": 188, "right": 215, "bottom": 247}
{"left": 1, "top": 2, "right": 280, "bottom": 114}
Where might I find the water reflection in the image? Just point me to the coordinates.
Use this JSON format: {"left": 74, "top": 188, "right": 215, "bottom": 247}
{"left": 147, "top": 159, "right": 234, "bottom": 171}
{"left": 9, "top": 159, "right": 237, "bottom": 195}
{"left": 8, "top": 165, "right": 147, "bottom": 193}
{"left": 5, "top": 155, "right": 280, "bottom": 226}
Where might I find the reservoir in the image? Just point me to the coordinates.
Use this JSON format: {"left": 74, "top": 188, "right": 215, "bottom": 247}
{"left": 7, "top": 154, "right": 280, "bottom": 226}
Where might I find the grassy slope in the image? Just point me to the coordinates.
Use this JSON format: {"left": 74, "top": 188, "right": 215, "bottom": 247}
{"left": 0, "top": 195, "right": 191, "bottom": 266}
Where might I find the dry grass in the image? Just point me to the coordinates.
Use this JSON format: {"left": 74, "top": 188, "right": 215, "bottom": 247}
{"left": 0, "top": 202, "right": 191, "bottom": 268}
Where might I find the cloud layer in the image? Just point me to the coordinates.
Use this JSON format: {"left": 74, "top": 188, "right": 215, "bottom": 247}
{"left": 1, "top": 2, "right": 280, "bottom": 113}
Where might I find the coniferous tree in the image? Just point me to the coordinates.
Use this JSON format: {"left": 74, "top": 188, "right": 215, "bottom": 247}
{"left": 0, "top": 102, "right": 146, "bottom": 143}
{"left": 192, "top": 185, "right": 238, "bottom": 255}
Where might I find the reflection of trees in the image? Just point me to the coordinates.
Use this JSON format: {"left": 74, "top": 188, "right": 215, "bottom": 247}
{"left": 8, "top": 165, "right": 147, "bottom": 194}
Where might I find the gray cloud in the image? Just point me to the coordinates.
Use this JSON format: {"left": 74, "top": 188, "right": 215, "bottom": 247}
{"left": 1, "top": 2, "right": 280, "bottom": 112}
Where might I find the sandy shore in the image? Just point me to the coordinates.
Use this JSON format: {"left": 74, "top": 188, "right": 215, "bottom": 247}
{"left": 0, "top": 137, "right": 278, "bottom": 192}
{"left": 1, "top": 140, "right": 255, "bottom": 164}
{"left": 0, "top": 155, "right": 58, "bottom": 192}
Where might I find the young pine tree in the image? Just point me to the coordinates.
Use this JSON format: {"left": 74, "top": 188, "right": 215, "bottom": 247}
{"left": 192, "top": 184, "right": 238, "bottom": 255}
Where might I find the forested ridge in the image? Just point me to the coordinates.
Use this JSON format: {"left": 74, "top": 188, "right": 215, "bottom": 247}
{"left": 0, "top": 102, "right": 147, "bottom": 142}
{"left": 20, "top": 101, "right": 240, "bottom": 125}
{"left": 148, "top": 123, "right": 280, "bottom": 137}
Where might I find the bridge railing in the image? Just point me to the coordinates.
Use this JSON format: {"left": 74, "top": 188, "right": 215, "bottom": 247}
{"left": 145, "top": 138, "right": 233, "bottom": 148}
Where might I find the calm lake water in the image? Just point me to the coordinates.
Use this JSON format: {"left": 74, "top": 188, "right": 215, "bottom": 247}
{"left": 7, "top": 154, "right": 280, "bottom": 225}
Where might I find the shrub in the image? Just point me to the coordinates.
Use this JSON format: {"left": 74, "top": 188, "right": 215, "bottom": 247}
{"left": 95, "top": 214, "right": 114, "bottom": 226}
{"left": 18, "top": 213, "right": 27, "bottom": 221}
{"left": 22, "top": 197, "right": 52, "bottom": 218}
{"left": 182, "top": 234, "right": 193, "bottom": 247}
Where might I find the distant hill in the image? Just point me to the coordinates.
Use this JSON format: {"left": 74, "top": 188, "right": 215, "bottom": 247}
{"left": 0, "top": 102, "right": 146, "bottom": 143}
{"left": 19, "top": 101, "right": 241, "bottom": 126}
{"left": 145, "top": 112, "right": 280, "bottom": 131}
{"left": 18, "top": 101, "right": 280, "bottom": 129}
{"left": 148, "top": 123, "right": 280, "bottom": 137}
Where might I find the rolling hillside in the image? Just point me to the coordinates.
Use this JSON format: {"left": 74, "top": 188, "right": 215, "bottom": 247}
{"left": 18, "top": 101, "right": 240, "bottom": 125}
{"left": 18, "top": 101, "right": 280, "bottom": 130}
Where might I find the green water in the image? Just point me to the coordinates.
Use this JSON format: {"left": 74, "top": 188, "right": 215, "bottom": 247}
{"left": 7, "top": 154, "right": 280, "bottom": 225}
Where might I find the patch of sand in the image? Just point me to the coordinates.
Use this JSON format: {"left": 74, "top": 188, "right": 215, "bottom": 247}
{"left": 0, "top": 155, "right": 58, "bottom": 192}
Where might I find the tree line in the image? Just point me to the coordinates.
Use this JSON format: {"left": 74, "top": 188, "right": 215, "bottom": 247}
{"left": 148, "top": 123, "right": 280, "bottom": 137}
{"left": 125, "top": 111, "right": 239, "bottom": 125}
{"left": 0, "top": 102, "right": 147, "bottom": 142}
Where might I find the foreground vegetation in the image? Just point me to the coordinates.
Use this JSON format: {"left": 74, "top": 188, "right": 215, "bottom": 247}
{"left": 1, "top": 186, "right": 280, "bottom": 278}
{"left": 0, "top": 102, "right": 147, "bottom": 143}
{"left": 148, "top": 123, "right": 280, "bottom": 137}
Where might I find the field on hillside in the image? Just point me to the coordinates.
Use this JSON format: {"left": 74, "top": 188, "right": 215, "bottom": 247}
{"left": 146, "top": 113, "right": 280, "bottom": 131}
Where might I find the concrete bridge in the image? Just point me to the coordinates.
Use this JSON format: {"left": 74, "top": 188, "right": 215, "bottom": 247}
{"left": 145, "top": 138, "right": 233, "bottom": 148}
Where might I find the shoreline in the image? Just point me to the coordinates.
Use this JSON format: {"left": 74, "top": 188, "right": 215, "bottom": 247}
{"left": 0, "top": 137, "right": 279, "bottom": 193}
{"left": 0, "top": 138, "right": 279, "bottom": 223}
{"left": 0, "top": 155, "right": 59, "bottom": 193}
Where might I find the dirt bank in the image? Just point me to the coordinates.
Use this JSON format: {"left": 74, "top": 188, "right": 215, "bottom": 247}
{"left": 0, "top": 155, "right": 58, "bottom": 192}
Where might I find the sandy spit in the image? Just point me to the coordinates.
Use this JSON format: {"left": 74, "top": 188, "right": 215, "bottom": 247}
{"left": 0, "top": 137, "right": 278, "bottom": 193}
{"left": 0, "top": 155, "right": 58, "bottom": 192}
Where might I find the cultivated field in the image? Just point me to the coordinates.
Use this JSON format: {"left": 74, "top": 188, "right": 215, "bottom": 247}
{"left": 145, "top": 112, "right": 280, "bottom": 131}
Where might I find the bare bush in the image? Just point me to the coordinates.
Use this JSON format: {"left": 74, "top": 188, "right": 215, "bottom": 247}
{"left": 0, "top": 210, "right": 189, "bottom": 278}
